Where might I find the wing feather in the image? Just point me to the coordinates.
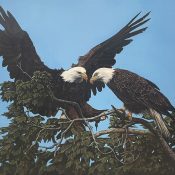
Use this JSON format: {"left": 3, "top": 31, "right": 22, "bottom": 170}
{"left": 74, "top": 12, "right": 150, "bottom": 95}
{"left": 74, "top": 12, "right": 150, "bottom": 77}
{"left": 0, "top": 6, "right": 51, "bottom": 81}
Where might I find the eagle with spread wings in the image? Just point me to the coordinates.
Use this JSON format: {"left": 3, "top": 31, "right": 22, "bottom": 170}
{"left": 0, "top": 6, "right": 150, "bottom": 122}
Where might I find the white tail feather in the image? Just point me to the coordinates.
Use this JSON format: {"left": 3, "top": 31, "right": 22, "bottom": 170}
{"left": 149, "top": 109, "right": 170, "bottom": 138}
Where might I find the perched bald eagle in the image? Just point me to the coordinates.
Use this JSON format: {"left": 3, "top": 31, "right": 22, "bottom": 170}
{"left": 0, "top": 6, "right": 150, "bottom": 123}
{"left": 90, "top": 68, "right": 175, "bottom": 137}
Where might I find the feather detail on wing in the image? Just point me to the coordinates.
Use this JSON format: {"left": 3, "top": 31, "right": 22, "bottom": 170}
{"left": 0, "top": 6, "right": 51, "bottom": 81}
{"left": 73, "top": 12, "right": 150, "bottom": 95}
{"left": 74, "top": 12, "right": 150, "bottom": 77}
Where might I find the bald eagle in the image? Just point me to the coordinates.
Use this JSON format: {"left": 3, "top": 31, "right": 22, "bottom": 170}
{"left": 90, "top": 68, "right": 175, "bottom": 137}
{"left": 0, "top": 6, "right": 150, "bottom": 122}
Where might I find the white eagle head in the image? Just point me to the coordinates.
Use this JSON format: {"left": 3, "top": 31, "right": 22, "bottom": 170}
{"left": 61, "top": 67, "right": 88, "bottom": 83}
{"left": 90, "top": 68, "right": 115, "bottom": 84}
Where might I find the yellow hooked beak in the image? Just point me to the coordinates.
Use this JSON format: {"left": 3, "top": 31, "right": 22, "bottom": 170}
{"left": 82, "top": 73, "right": 88, "bottom": 82}
{"left": 90, "top": 76, "right": 97, "bottom": 84}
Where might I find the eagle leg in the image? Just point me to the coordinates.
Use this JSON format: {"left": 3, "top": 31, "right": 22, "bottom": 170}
{"left": 119, "top": 106, "right": 132, "bottom": 121}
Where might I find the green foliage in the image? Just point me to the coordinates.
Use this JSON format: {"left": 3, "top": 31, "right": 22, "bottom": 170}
{"left": 0, "top": 71, "right": 175, "bottom": 175}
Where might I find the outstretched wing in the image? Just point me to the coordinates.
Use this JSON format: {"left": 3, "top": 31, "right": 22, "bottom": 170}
{"left": 73, "top": 12, "right": 150, "bottom": 95}
{"left": 74, "top": 12, "right": 150, "bottom": 77}
{"left": 0, "top": 6, "right": 51, "bottom": 81}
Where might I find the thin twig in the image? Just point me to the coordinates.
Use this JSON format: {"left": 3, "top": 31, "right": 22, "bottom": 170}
{"left": 28, "top": 121, "right": 61, "bottom": 130}
{"left": 52, "top": 95, "right": 84, "bottom": 118}
{"left": 54, "top": 120, "right": 74, "bottom": 156}
{"left": 17, "top": 62, "right": 32, "bottom": 79}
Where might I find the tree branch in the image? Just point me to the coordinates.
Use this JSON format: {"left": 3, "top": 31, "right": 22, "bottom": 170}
{"left": 16, "top": 60, "right": 175, "bottom": 163}
{"left": 52, "top": 95, "right": 84, "bottom": 119}
{"left": 17, "top": 62, "right": 32, "bottom": 79}
{"left": 132, "top": 117, "right": 175, "bottom": 162}
{"left": 95, "top": 127, "right": 152, "bottom": 137}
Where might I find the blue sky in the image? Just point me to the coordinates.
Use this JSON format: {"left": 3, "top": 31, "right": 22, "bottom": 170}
{"left": 0, "top": 0, "right": 175, "bottom": 130}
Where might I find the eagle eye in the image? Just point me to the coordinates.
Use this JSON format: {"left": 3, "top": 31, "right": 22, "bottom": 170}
{"left": 94, "top": 72, "right": 98, "bottom": 77}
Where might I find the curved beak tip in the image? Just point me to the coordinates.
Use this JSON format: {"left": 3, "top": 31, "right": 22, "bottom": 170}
{"left": 83, "top": 74, "right": 88, "bottom": 82}
{"left": 90, "top": 78, "right": 94, "bottom": 84}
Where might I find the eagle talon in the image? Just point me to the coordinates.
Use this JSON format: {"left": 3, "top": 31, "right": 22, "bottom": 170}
{"left": 100, "top": 115, "right": 107, "bottom": 121}
{"left": 128, "top": 112, "right": 133, "bottom": 121}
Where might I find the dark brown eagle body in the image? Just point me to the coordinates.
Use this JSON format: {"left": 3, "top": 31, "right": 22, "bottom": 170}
{"left": 108, "top": 69, "right": 175, "bottom": 116}
{"left": 0, "top": 6, "right": 150, "bottom": 121}
{"left": 31, "top": 69, "right": 95, "bottom": 117}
